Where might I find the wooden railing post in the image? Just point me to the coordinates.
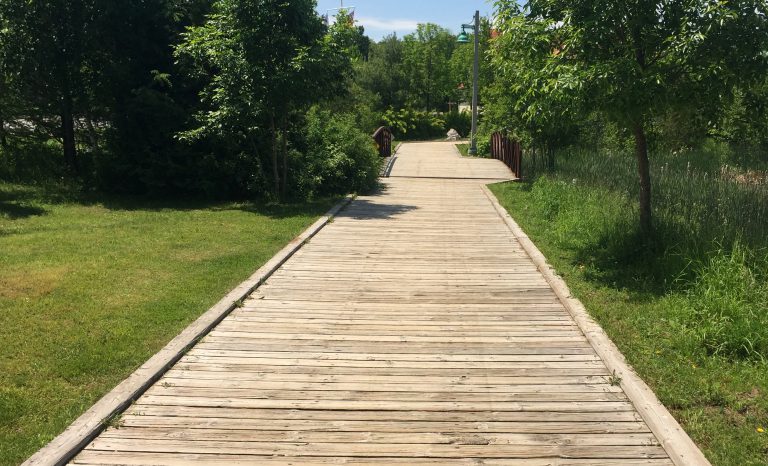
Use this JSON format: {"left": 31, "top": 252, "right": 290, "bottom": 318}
{"left": 489, "top": 131, "right": 522, "bottom": 179}
{"left": 372, "top": 127, "right": 392, "bottom": 157}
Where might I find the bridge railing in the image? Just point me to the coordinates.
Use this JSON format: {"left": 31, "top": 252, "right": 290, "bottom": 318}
{"left": 490, "top": 131, "right": 522, "bottom": 179}
{"left": 372, "top": 126, "right": 392, "bottom": 157}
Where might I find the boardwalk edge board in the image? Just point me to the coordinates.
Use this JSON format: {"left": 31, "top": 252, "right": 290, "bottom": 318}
{"left": 23, "top": 195, "right": 356, "bottom": 466}
{"left": 481, "top": 184, "right": 711, "bottom": 466}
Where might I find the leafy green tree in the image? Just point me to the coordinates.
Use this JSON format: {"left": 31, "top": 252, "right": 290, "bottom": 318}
{"left": 356, "top": 34, "right": 408, "bottom": 111}
{"left": 492, "top": 0, "right": 768, "bottom": 233}
{"left": 402, "top": 24, "right": 456, "bottom": 111}
{"left": 0, "top": 3, "right": 21, "bottom": 149}
{"left": 0, "top": 0, "right": 208, "bottom": 181}
{"left": 0, "top": 0, "right": 103, "bottom": 172}
{"left": 176, "top": 0, "right": 351, "bottom": 199}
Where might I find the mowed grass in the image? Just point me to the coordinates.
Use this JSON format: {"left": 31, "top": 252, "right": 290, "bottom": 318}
{"left": 0, "top": 182, "right": 337, "bottom": 465}
{"left": 490, "top": 179, "right": 768, "bottom": 466}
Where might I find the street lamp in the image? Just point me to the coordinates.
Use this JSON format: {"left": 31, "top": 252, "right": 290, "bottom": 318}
{"left": 457, "top": 10, "right": 480, "bottom": 156}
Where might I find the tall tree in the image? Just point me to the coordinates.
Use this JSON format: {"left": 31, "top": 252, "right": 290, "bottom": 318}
{"left": 357, "top": 34, "right": 407, "bottom": 110}
{"left": 402, "top": 24, "right": 456, "bottom": 111}
{"left": 493, "top": 0, "right": 768, "bottom": 233}
{"left": 176, "top": 0, "right": 350, "bottom": 199}
{"left": 0, "top": 0, "right": 210, "bottom": 180}
{"left": 1, "top": 0, "right": 103, "bottom": 172}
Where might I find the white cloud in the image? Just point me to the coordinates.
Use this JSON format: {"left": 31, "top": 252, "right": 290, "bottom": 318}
{"left": 356, "top": 16, "right": 421, "bottom": 32}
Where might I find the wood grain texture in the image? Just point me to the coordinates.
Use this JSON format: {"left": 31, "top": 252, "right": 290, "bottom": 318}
{"left": 59, "top": 142, "right": 698, "bottom": 465}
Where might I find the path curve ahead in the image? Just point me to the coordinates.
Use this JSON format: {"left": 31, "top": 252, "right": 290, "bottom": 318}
{"left": 67, "top": 142, "right": 703, "bottom": 465}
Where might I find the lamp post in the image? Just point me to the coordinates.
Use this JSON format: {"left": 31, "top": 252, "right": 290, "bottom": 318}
{"left": 457, "top": 10, "right": 480, "bottom": 155}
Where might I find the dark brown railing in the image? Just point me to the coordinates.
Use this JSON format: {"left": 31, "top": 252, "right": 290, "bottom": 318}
{"left": 372, "top": 126, "right": 392, "bottom": 157}
{"left": 490, "top": 131, "right": 522, "bottom": 178}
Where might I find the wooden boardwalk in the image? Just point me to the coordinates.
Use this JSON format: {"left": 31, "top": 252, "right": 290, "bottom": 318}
{"left": 71, "top": 142, "right": 673, "bottom": 465}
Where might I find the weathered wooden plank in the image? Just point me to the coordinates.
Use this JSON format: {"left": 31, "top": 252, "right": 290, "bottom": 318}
{"left": 135, "top": 396, "right": 636, "bottom": 412}
{"left": 82, "top": 438, "right": 670, "bottom": 458}
{"left": 124, "top": 405, "right": 646, "bottom": 422}
{"left": 157, "top": 378, "right": 622, "bottom": 393}
{"left": 164, "top": 370, "right": 612, "bottom": 385}
{"left": 187, "top": 341, "right": 599, "bottom": 355}
{"left": 73, "top": 450, "right": 674, "bottom": 465}
{"left": 168, "top": 362, "right": 610, "bottom": 377}
{"left": 181, "top": 355, "right": 604, "bottom": 369}
{"left": 97, "top": 428, "right": 659, "bottom": 446}
{"left": 118, "top": 417, "right": 652, "bottom": 434}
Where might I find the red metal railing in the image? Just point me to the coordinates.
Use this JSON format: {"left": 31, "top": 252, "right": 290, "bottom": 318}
{"left": 372, "top": 127, "right": 393, "bottom": 157}
{"left": 490, "top": 131, "right": 522, "bottom": 178}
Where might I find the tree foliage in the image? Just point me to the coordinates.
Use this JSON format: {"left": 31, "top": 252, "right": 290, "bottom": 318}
{"left": 175, "top": 0, "right": 358, "bottom": 199}
{"left": 490, "top": 0, "right": 768, "bottom": 232}
{"left": 0, "top": 1, "right": 381, "bottom": 200}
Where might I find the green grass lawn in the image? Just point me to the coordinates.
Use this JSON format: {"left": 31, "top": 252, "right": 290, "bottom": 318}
{"left": 0, "top": 182, "right": 336, "bottom": 465}
{"left": 490, "top": 179, "right": 768, "bottom": 466}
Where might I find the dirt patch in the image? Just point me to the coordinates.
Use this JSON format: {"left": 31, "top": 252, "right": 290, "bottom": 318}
{"left": 0, "top": 266, "right": 69, "bottom": 299}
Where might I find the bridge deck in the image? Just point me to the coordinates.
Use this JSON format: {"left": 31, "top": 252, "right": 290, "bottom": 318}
{"left": 71, "top": 142, "right": 672, "bottom": 465}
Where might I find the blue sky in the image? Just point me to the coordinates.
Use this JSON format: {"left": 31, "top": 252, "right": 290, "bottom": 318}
{"left": 316, "top": 0, "right": 495, "bottom": 41}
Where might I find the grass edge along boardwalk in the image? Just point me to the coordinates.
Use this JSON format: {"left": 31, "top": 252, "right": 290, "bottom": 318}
{"left": 35, "top": 142, "right": 705, "bottom": 465}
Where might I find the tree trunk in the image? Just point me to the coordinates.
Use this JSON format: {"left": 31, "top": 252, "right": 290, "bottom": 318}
{"left": 0, "top": 117, "right": 7, "bottom": 148}
{"left": 633, "top": 121, "right": 652, "bottom": 235}
{"left": 280, "top": 118, "right": 288, "bottom": 200}
{"left": 270, "top": 114, "right": 280, "bottom": 200}
{"left": 61, "top": 93, "right": 78, "bottom": 173}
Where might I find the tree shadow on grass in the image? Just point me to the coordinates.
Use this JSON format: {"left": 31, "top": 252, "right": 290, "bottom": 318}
{"left": 570, "top": 219, "right": 695, "bottom": 301}
{"left": 0, "top": 185, "right": 48, "bottom": 219}
{"left": 0, "top": 178, "right": 417, "bottom": 222}
{"left": 0, "top": 201, "right": 47, "bottom": 219}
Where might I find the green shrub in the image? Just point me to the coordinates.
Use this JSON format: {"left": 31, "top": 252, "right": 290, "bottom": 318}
{"left": 0, "top": 141, "right": 66, "bottom": 183}
{"left": 444, "top": 111, "right": 471, "bottom": 138}
{"left": 298, "top": 107, "right": 381, "bottom": 198}
{"left": 684, "top": 244, "right": 768, "bottom": 361}
{"left": 382, "top": 108, "right": 445, "bottom": 140}
{"left": 99, "top": 87, "right": 268, "bottom": 199}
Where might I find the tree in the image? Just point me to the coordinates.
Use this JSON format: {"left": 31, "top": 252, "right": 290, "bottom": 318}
{"left": 492, "top": 0, "right": 768, "bottom": 233}
{"left": 402, "top": 24, "right": 456, "bottom": 111}
{"left": 357, "top": 34, "right": 407, "bottom": 110}
{"left": 0, "top": 0, "right": 103, "bottom": 172}
{"left": 176, "top": 0, "right": 351, "bottom": 199}
{"left": 0, "top": 0, "right": 206, "bottom": 179}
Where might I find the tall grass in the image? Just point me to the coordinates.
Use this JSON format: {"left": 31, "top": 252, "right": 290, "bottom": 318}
{"left": 526, "top": 147, "right": 768, "bottom": 250}
{"left": 522, "top": 146, "right": 768, "bottom": 362}
{"left": 684, "top": 244, "right": 768, "bottom": 361}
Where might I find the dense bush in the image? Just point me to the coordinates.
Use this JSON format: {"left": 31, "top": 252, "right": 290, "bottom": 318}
{"left": 0, "top": 141, "right": 65, "bottom": 183}
{"left": 443, "top": 111, "right": 471, "bottom": 138}
{"left": 382, "top": 108, "right": 445, "bottom": 140}
{"left": 296, "top": 107, "right": 381, "bottom": 198}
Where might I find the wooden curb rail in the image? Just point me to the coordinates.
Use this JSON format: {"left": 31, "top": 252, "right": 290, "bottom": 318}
{"left": 23, "top": 195, "right": 355, "bottom": 466}
{"left": 481, "top": 184, "right": 711, "bottom": 466}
